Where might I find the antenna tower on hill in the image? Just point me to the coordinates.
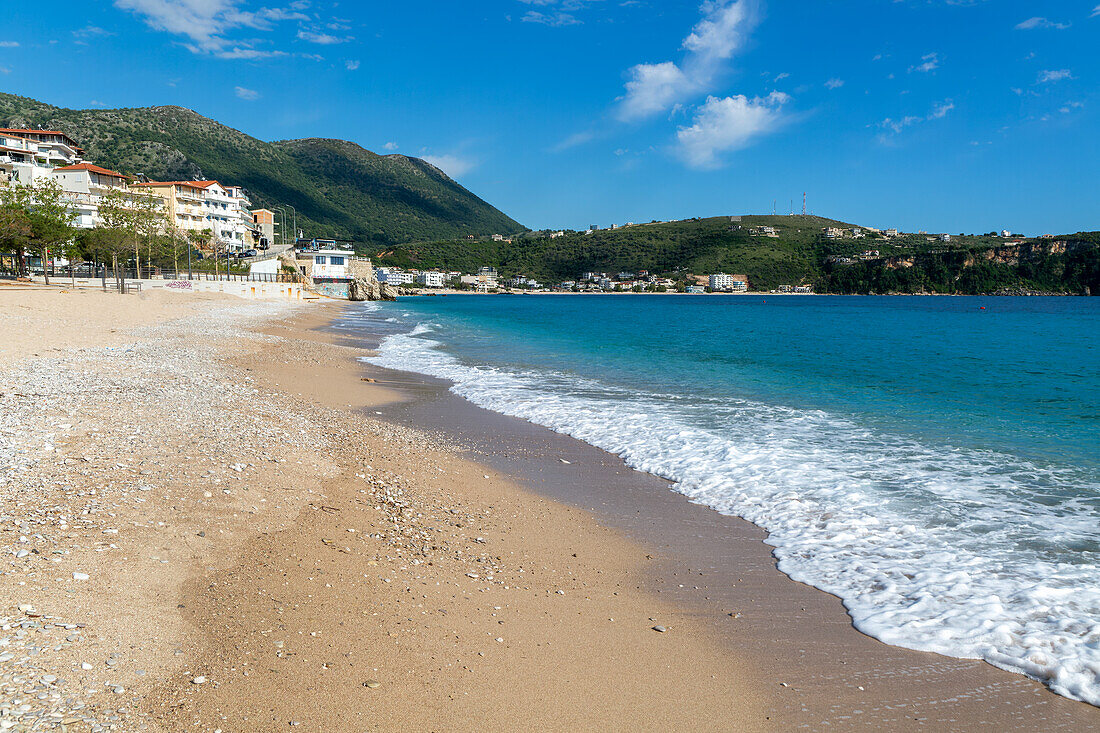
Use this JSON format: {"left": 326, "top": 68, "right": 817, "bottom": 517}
{"left": 802, "top": 192, "right": 807, "bottom": 215}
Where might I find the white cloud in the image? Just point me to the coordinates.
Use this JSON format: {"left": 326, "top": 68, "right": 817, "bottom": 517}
{"left": 422, "top": 154, "right": 477, "bottom": 178}
{"left": 1093, "top": 4, "right": 1100, "bottom": 18}
{"left": 773, "top": 72, "right": 789, "bottom": 82}
{"left": 345, "top": 59, "right": 360, "bottom": 70}
{"left": 234, "top": 86, "right": 260, "bottom": 100}
{"left": 618, "top": 62, "right": 692, "bottom": 121}
{"left": 0, "top": 41, "right": 19, "bottom": 48}
{"left": 297, "top": 29, "right": 349, "bottom": 44}
{"left": 114, "top": 0, "right": 313, "bottom": 58}
{"left": 1037, "top": 69, "right": 1073, "bottom": 83}
{"left": 1060, "top": 101, "right": 1084, "bottom": 114}
{"left": 675, "top": 91, "right": 788, "bottom": 169}
{"left": 909, "top": 52, "right": 939, "bottom": 73}
{"left": 929, "top": 100, "right": 954, "bottom": 118}
{"left": 0, "top": 66, "right": 10, "bottom": 74}
{"left": 878, "top": 99, "right": 954, "bottom": 136}
{"left": 616, "top": 0, "right": 759, "bottom": 122}
{"left": 825, "top": 78, "right": 844, "bottom": 89}
{"left": 551, "top": 129, "right": 596, "bottom": 152}
{"left": 1015, "top": 17, "right": 1070, "bottom": 30}
{"left": 522, "top": 10, "right": 581, "bottom": 26}
{"left": 383, "top": 142, "right": 398, "bottom": 151}
{"left": 682, "top": 0, "right": 753, "bottom": 63}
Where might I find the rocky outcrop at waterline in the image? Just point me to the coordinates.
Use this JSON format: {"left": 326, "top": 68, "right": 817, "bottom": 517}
{"left": 348, "top": 277, "right": 399, "bottom": 301}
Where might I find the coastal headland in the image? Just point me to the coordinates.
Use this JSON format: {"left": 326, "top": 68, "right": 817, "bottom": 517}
{"left": 0, "top": 284, "right": 1097, "bottom": 730}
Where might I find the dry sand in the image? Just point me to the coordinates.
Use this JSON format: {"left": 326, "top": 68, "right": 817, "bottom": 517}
{"left": 0, "top": 287, "right": 762, "bottom": 731}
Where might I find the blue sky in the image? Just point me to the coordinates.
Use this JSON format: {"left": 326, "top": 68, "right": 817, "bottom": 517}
{"left": 1, "top": 1, "right": 1097, "bottom": 235}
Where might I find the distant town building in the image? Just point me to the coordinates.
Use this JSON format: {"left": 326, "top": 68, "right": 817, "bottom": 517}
{"left": 416, "top": 270, "right": 447, "bottom": 288}
{"left": 709, "top": 273, "right": 734, "bottom": 290}
{"left": 709, "top": 273, "right": 748, "bottom": 292}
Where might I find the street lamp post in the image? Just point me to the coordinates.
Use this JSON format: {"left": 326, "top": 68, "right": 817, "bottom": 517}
{"left": 285, "top": 204, "right": 298, "bottom": 247}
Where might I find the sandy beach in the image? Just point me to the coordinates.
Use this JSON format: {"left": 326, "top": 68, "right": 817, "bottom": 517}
{"left": 1, "top": 285, "right": 1097, "bottom": 731}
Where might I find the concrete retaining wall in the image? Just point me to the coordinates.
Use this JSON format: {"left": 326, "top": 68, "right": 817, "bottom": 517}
{"left": 31, "top": 276, "right": 304, "bottom": 301}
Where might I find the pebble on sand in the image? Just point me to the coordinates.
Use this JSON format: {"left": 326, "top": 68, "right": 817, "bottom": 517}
{"left": 652, "top": 625, "right": 667, "bottom": 633}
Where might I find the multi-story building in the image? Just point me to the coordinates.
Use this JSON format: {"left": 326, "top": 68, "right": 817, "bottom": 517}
{"left": 130, "top": 181, "right": 211, "bottom": 236}
{"left": 189, "top": 181, "right": 243, "bottom": 251}
{"left": 415, "top": 270, "right": 447, "bottom": 288}
{"left": 224, "top": 185, "right": 259, "bottom": 250}
{"left": 377, "top": 268, "right": 416, "bottom": 285}
{"left": 0, "top": 128, "right": 84, "bottom": 186}
{"left": 709, "top": 273, "right": 748, "bottom": 291}
{"left": 709, "top": 273, "right": 734, "bottom": 291}
{"left": 51, "top": 163, "right": 132, "bottom": 229}
{"left": 476, "top": 266, "right": 499, "bottom": 290}
{"left": 252, "top": 209, "right": 277, "bottom": 249}
{"left": 0, "top": 129, "right": 82, "bottom": 167}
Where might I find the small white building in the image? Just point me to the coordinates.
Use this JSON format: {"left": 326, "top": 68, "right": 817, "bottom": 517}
{"left": 298, "top": 245, "right": 355, "bottom": 282}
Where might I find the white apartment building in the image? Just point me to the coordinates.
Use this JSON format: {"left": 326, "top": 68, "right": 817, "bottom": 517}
{"left": 225, "top": 185, "right": 260, "bottom": 249}
{"left": 709, "top": 273, "right": 734, "bottom": 290}
{"left": 415, "top": 270, "right": 447, "bottom": 288}
{"left": 477, "top": 266, "right": 499, "bottom": 287}
{"left": 192, "top": 181, "right": 248, "bottom": 251}
{"left": 51, "top": 163, "right": 132, "bottom": 229}
{"left": 378, "top": 268, "right": 416, "bottom": 285}
{"left": 1, "top": 130, "right": 82, "bottom": 186}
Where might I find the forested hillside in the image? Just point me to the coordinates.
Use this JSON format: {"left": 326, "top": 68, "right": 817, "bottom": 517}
{"left": 0, "top": 93, "right": 523, "bottom": 245}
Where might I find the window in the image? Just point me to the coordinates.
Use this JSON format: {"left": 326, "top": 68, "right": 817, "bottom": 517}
{"left": 314, "top": 256, "right": 327, "bottom": 265}
{"left": 330, "top": 256, "right": 345, "bottom": 266}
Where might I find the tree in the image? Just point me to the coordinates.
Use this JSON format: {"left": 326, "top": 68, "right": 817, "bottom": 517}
{"left": 96, "top": 188, "right": 139, "bottom": 292}
{"left": 26, "top": 178, "right": 77, "bottom": 286}
{"left": 0, "top": 184, "right": 33, "bottom": 275}
{"left": 131, "top": 190, "right": 166, "bottom": 276}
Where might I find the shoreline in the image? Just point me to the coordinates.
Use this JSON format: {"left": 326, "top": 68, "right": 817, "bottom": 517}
{"left": 1, "top": 287, "right": 1095, "bottom": 729}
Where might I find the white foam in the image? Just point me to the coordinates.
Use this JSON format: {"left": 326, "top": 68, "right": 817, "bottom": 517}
{"left": 366, "top": 326, "right": 1100, "bottom": 706}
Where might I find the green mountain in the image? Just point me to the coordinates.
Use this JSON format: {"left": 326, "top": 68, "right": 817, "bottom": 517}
{"left": 0, "top": 92, "right": 523, "bottom": 245}
{"left": 369, "top": 215, "right": 1100, "bottom": 295}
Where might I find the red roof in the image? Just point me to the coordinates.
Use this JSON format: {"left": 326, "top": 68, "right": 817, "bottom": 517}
{"left": 132, "top": 180, "right": 207, "bottom": 190}
{"left": 0, "top": 128, "right": 78, "bottom": 143}
{"left": 55, "top": 163, "right": 128, "bottom": 179}
{"left": 189, "top": 180, "right": 222, "bottom": 188}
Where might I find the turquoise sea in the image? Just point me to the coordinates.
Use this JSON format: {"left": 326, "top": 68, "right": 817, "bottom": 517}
{"left": 342, "top": 294, "right": 1100, "bottom": 705}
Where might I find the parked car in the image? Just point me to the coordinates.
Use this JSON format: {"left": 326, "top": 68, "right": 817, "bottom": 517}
{"left": 244, "top": 249, "right": 259, "bottom": 258}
